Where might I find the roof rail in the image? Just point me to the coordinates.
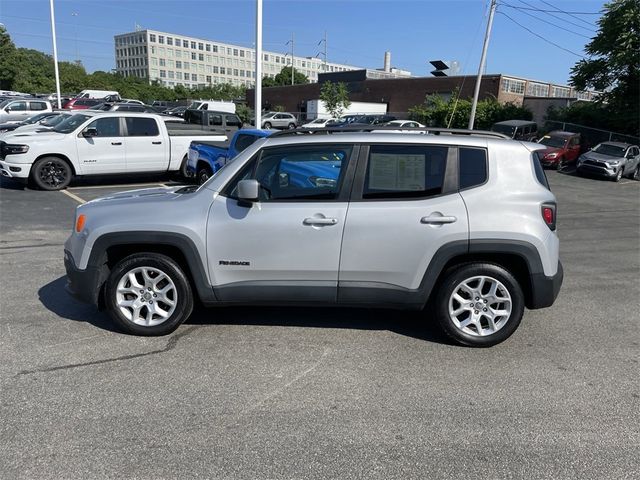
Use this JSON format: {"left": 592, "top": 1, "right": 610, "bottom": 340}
{"left": 268, "top": 126, "right": 510, "bottom": 139}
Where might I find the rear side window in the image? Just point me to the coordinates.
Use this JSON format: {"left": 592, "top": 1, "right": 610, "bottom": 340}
{"left": 459, "top": 147, "right": 487, "bottom": 189}
{"left": 234, "top": 134, "right": 259, "bottom": 153}
{"left": 29, "top": 101, "right": 48, "bottom": 111}
{"left": 209, "top": 115, "right": 222, "bottom": 126}
{"left": 125, "top": 117, "right": 159, "bottom": 136}
{"left": 225, "top": 115, "right": 241, "bottom": 127}
{"left": 363, "top": 145, "right": 447, "bottom": 199}
{"left": 533, "top": 152, "right": 550, "bottom": 190}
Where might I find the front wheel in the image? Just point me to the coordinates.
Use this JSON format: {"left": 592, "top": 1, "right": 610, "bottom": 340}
{"left": 434, "top": 263, "right": 525, "bottom": 347}
{"left": 105, "top": 253, "right": 194, "bottom": 336}
{"left": 613, "top": 167, "right": 623, "bottom": 182}
{"left": 31, "top": 156, "right": 72, "bottom": 190}
{"left": 197, "top": 165, "right": 213, "bottom": 185}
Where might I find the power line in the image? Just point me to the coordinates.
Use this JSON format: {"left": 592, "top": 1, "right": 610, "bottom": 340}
{"left": 502, "top": 4, "right": 601, "bottom": 14}
{"left": 499, "top": 4, "right": 592, "bottom": 38}
{"left": 496, "top": 11, "right": 586, "bottom": 58}
{"left": 538, "top": 0, "right": 599, "bottom": 27}
{"left": 514, "top": 0, "right": 596, "bottom": 31}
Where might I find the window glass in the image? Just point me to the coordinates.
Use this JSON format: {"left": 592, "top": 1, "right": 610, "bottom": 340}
{"left": 86, "top": 117, "right": 120, "bottom": 137}
{"left": 29, "top": 101, "right": 48, "bottom": 111}
{"left": 231, "top": 145, "right": 352, "bottom": 201}
{"left": 235, "top": 134, "right": 259, "bottom": 153}
{"left": 7, "top": 101, "right": 26, "bottom": 111}
{"left": 125, "top": 117, "right": 159, "bottom": 136}
{"left": 459, "top": 147, "right": 487, "bottom": 190}
{"left": 208, "top": 115, "right": 222, "bottom": 126}
{"left": 363, "top": 145, "right": 447, "bottom": 199}
{"left": 225, "top": 115, "right": 241, "bottom": 127}
{"left": 533, "top": 153, "right": 550, "bottom": 189}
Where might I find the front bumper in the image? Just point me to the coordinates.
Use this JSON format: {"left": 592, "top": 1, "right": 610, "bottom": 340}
{"left": 64, "top": 250, "right": 104, "bottom": 306}
{"left": 0, "top": 159, "right": 30, "bottom": 179}
{"left": 577, "top": 162, "right": 618, "bottom": 178}
{"left": 529, "top": 261, "right": 563, "bottom": 309}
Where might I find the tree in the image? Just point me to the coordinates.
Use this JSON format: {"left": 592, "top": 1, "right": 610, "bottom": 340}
{"left": 0, "top": 25, "right": 18, "bottom": 90}
{"left": 262, "top": 66, "right": 309, "bottom": 87}
{"left": 570, "top": 0, "right": 639, "bottom": 135}
{"left": 319, "top": 81, "right": 351, "bottom": 118}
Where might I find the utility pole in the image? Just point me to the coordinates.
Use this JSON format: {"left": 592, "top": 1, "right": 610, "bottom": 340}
{"left": 468, "top": 0, "right": 497, "bottom": 130}
{"left": 49, "top": 0, "right": 62, "bottom": 109}
{"left": 317, "top": 31, "right": 327, "bottom": 72}
{"left": 286, "top": 33, "right": 295, "bottom": 85}
{"left": 255, "top": 0, "right": 263, "bottom": 128}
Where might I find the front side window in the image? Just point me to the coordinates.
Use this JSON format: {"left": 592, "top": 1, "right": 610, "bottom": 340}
{"left": 363, "top": 145, "right": 448, "bottom": 199}
{"left": 225, "top": 115, "right": 242, "bottom": 127}
{"left": 125, "top": 117, "right": 159, "bottom": 136}
{"left": 86, "top": 117, "right": 120, "bottom": 137}
{"left": 7, "top": 101, "right": 26, "bottom": 111}
{"left": 459, "top": 147, "right": 487, "bottom": 189}
{"left": 208, "top": 115, "right": 222, "bottom": 126}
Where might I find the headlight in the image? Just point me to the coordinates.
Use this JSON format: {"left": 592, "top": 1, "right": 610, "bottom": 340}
{"left": 545, "top": 153, "right": 558, "bottom": 159}
{"left": 1, "top": 143, "right": 29, "bottom": 155}
{"left": 606, "top": 160, "right": 619, "bottom": 167}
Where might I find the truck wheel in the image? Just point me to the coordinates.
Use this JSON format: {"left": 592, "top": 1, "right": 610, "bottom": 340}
{"left": 434, "top": 263, "right": 525, "bottom": 347}
{"left": 31, "top": 156, "right": 72, "bottom": 190}
{"left": 179, "top": 155, "right": 189, "bottom": 179}
{"left": 105, "top": 253, "right": 194, "bottom": 336}
{"left": 263, "top": 122, "right": 272, "bottom": 129}
{"left": 288, "top": 123, "right": 296, "bottom": 129}
{"left": 197, "top": 165, "right": 213, "bottom": 185}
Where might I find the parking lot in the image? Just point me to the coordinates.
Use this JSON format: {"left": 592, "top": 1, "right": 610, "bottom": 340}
{"left": 0, "top": 170, "right": 638, "bottom": 479}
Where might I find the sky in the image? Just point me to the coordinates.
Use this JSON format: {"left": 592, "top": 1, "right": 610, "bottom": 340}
{"left": 0, "top": 0, "right": 607, "bottom": 85}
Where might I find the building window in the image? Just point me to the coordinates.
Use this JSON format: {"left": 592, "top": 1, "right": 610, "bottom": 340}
{"left": 220, "top": 67, "right": 226, "bottom": 75}
{"left": 175, "top": 50, "right": 181, "bottom": 58}
{"left": 176, "top": 72, "right": 182, "bottom": 80}
{"left": 159, "top": 58, "right": 166, "bottom": 66}
{"left": 192, "top": 74, "right": 197, "bottom": 81}
{"left": 502, "top": 78, "right": 525, "bottom": 95}
{"left": 206, "top": 75, "right": 212, "bottom": 83}
{"left": 168, "top": 71, "right": 174, "bottom": 79}
{"left": 191, "top": 52, "right": 196, "bottom": 60}
{"left": 176, "top": 61, "right": 182, "bottom": 69}
{"left": 198, "top": 42, "right": 204, "bottom": 50}
{"left": 233, "top": 48, "right": 238, "bottom": 56}
{"left": 551, "top": 86, "right": 571, "bottom": 97}
{"left": 227, "top": 47, "right": 232, "bottom": 55}
{"left": 182, "top": 40, "right": 189, "bottom": 48}
{"left": 199, "top": 53, "right": 204, "bottom": 61}
{"left": 213, "top": 66, "right": 219, "bottom": 74}
{"left": 212, "top": 45, "right": 218, "bottom": 53}
{"left": 158, "top": 47, "right": 165, "bottom": 55}
{"left": 149, "top": 34, "right": 156, "bottom": 42}
{"left": 527, "top": 82, "right": 549, "bottom": 97}
{"left": 190, "top": 41, "right": 196, "bottom": 49}
{"left": 184, "top": 63, "right": 189, "bottom": 70}
{"left": 167, "top": 48, "right": 174, "bottom": 57}
{"left": 159, "top": 70, "right": 166, "bottom": 78}
{"left": 168, "top": 60, "right": 175, "bottom": 68}
{"left": 233, "top": 68, "right": 238, "bottom": 76}
{"left": 167, "top": 37, "right": 173, "bottom": 46}
{"left": 158, "top": 35, "right": 165, "bottom": 44}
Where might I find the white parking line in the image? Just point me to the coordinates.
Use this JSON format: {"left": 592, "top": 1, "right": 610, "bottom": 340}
{"left": 67, "top": 183, "right": 167, "bottom": 190}
{"left": 60, "top": 189, "right": 86, "bottom": 204}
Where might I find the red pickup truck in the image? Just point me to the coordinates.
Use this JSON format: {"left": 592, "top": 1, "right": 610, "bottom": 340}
{"left": 537, "top": 131, "right": 582, "bottom": 169}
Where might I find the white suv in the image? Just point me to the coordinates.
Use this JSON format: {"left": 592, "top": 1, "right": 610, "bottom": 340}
{"left": 64, "top": 128, "right": 563, "bottom": 347}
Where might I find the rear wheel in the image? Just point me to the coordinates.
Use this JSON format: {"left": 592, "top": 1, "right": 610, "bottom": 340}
{"left": 179, "top": 155, "right": 189, "bottom": 179}
{"left": 633, "top": 165, "right": 640, "bottom": 181}
{"left": 263, "top": 122, "right": 272, "bottom": 129}
{"left": 288, "top": 123, "right": 296, "bottom": 129}
{"left": 434, "top": 263, "right": 525, "bottom": 347}
{"left": 105, "top": 253, "right": 193, "bottom": 336}
{"left": 31, "top": 156, "right": 72, "bottom": 190}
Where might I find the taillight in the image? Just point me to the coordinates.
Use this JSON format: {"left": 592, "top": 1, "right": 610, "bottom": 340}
{"left": 541, "top": 203, "right": 556, "bottom": 231}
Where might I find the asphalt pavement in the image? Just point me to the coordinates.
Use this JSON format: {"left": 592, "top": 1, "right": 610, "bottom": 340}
{"left": 0, "top": 170, "right": 638, "bottom": 479}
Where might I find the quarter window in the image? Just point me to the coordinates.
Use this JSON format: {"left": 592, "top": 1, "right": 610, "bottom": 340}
{"left": 125, "top": 117, "right": 159, "bottom": 136}
{"left": 363, "top": 145, "right": 448, "bottom": 199}
{"left": 459, "top": 147, "right": 487, "bottom": 189}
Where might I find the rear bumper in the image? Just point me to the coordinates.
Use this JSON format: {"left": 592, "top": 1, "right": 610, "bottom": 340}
{"left": 528, "top": 261, "right": 563, "bottom": 309}
{"left": 64, "top": 250, "right": 103, "bottom": 305}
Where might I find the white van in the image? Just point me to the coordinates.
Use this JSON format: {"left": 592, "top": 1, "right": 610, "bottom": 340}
{"left": 187, "top": 100, "right": 236, "bottom": 114}
{"left": 75, "top": 90, "right": 120, "bottom": 99}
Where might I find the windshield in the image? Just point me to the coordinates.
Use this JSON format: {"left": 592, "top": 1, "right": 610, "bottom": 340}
{"left": 538, "top": 136, "right": 567, "bottom": 148}
{"left": 23, "top": 113, "right": 52, "bottom": 125}
{"left": 0, "top": 99, "right": 13, "bottom": 109}
{"left": 492, "top": 124, "right": 516, "bottom": 136}
{"left": 42, "top": 114, "right": 68, "bottom": 127}
{"left": 591, "top": 143, "right": 626, "bottom": 157}
{"left": 311, "top": 118, "right": 327, "bottom": 124}
{"left": 52, "top": 114, "right": 91, "bottom": 133}
{"left": 263, "top": 112, "right": 276, "bottom": 118}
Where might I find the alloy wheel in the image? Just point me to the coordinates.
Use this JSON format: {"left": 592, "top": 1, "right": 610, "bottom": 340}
{"left": 116, "top": 266, "right": 177, "bottom": 326}
{"left": 38, "top": 160, "right": 69, "bottom": 188}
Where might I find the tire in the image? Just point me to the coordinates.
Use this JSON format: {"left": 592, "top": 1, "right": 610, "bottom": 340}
{"left": 263, "top": 122, "right": 272, "bottom": 129}
{"left": 434, "top": 263, "right": 525, "bottom": 347}
{"left": 105, "top": 253, "right": 194, "bottom": 336}
{"left": 179, "top": 155, "right": 189, "bottom": 180}
{"left": 196, "top": 165, "right": 212, "bottom": 185}
{"left": 633, "top": 165, "right": 640, "bottom": 181}
{"left": 613, "top": 167, "right": 623, "bottom": 182}
{"left": 31, "top": 156, "right": 72, "bottom": 190}
{"left": 288, "top": 123, "right": 296, "bottom": 130}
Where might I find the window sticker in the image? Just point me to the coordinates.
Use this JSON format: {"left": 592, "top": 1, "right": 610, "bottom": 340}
{"left": 369, "top": 153, "right": 426, "bottom": 191}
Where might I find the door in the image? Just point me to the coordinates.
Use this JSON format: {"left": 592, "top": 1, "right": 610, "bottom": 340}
{"left": 566, "top": 136, "right": 581, "bottom": 162}
{"left": 207, "top": 143, "right": 357, "bottom": 303}
{"left": 123, "top": 116, "right": 168, "bottom": 172}
{"left": 28, "top": 101, "right": 49, "bottom": 115}
{"left": 339, "top": 144, "right": 469, "bottom": 305}
{"left": 224, "top": 114, "right": 242, "bottom": 134}
{"left": 75, "top": 116, "right": 125, "bottom": 174}
{"left": 4, "top": 100, "right": 29, "bottom": 122}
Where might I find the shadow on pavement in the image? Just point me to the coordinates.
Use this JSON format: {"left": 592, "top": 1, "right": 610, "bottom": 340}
{"left": 39, "top": 276, "right": 452, "bottom": 345}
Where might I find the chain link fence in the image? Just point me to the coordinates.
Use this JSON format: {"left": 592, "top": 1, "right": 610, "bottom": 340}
{"left": 543, "top": 120, "right": 639, "bottom": 148}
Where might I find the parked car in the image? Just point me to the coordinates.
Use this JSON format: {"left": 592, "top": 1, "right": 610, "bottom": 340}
{"left": 536, "top": 131, "right": 582, "bottom": 169}
{"left": 576, "top": 142, "right": 640, "bottom": 181}
{"left": 0, "top": 111, "right": 60, "bottom": 134}
{"left": 491, "top": 120, "right": 538, "bottom": 141}
{"left": 260, "top": 112, "right": 298, "bottom": 130}
{"left": 75, "top": 89, "right": 120, "bottom": 99}
{"left": 385, "top": 120, "right": 425, "bottom": 128}
{"left": 63, "top": 98, "right": 103, "bottom": 110}
{"left": 0, "top": 98, "right": 52, "bottom": 124}
{"left": 0, "top": 112, "right": 226, "bottom": 190}
{"left": 165, "top": 106, "right": 187, "bottom": 117}
{"left": 1, "top": 112, "right": 72, "bottom": 138}
{"left": 90, "top": 103, "right": 163, "bottom": 113}
{"left": 174, "top": 109, "right": 243, "bottom": 135}
{"left": 338, "top": 114, "right": 397, "bottom": 127}
{"left": 188, "top": 100, "right": 236, "bottom": 113}
{"left": 63, "top": 129, "right": 563, "bottom": 347}
{"left": 187, "top": 129, "right": 271, "bottom": 184}
{"left": 301, "top": 118, "right": 338, "bottom": 128}
{"left": 326, "top": 115, "right": 364, "bottom": 126}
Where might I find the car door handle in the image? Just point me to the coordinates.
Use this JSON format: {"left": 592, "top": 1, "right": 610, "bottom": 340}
{"left": 421, "top": 215, "right": 457, "bottom": 224}
{"left": 152, "top": 141, "right": 162, "bottom": 145}
{"left": 111, "top": 142, "right": 122, "bottom": 145}
{"left": 303, "top": 217, "right": 338, "bottom": 226}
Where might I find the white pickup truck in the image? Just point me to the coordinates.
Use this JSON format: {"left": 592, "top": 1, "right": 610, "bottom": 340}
{"left": 0, "top": 111, "right": 226, "bottom": 190}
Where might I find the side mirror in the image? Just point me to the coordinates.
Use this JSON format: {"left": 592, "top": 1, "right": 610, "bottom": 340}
{"left": 237, "top": 179, "right": 259, "bottom": 202}
{"left": 82, "top": 127, "right": 98, "bottom": 137}
{"left": 5, "top": 107, "right": 11, "bottom": 112}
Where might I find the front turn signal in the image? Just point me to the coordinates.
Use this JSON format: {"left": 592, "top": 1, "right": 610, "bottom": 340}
{"left": 75, "top": 214, "right": 86, "bottom": 233}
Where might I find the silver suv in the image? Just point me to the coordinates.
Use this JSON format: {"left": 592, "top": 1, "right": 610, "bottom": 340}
{"left": 64, "top": 129, "right": 563, "bottom": 347}
{"left": 261, "top": 112, "right": 297, "bottom": 130}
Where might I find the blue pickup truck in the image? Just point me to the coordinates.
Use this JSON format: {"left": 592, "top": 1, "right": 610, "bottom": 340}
{"left": 187, "top": 129, "right": 271, "bottom": 184}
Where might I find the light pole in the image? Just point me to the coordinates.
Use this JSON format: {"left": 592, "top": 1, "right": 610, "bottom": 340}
{"left": 286, "top": 33, "right": 294, "bottom": 85}
{"left": 49, "top": 0, "right": 62, "bottom": 108}
{"left": 71, "top": 12, "right": 79, "bottom": 64}
{"left": 468, "top": 0, "right": 497, "bottom": 130}
{"left": 255, "top": 0, "right": 263, "bottom": 128}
